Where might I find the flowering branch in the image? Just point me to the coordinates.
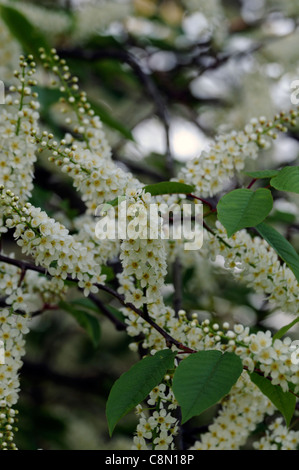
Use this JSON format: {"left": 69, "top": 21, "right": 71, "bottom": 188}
{"left": 0, "top": 253, "right": 195, "bottom": 354}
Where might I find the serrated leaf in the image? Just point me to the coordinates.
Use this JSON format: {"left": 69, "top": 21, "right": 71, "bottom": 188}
{"left": 273, "top": 317, "right": 299, "bottom": 341}
{"left": 59, "top": 301, "right": 101, "bottom": 348}
{"left": 270, "top": 166, "right": 299, "bottom": 194}
{"left": 245, "top": 170, "right": 280, "bottom": 179}
{"left": 256, "top": 222, "right": 299, "bottom": 283}
{"left": 172, "top": 351, "right": 243, "bottom": 424}
{"left": 249, "top": 372, "right": 296, "bottom": 427}
{"left": 143, "top": 182, "right": 195, "bottom": 196}
{"left": 0, "top": 5, "right": 50, "bottom": 56}
{"left": 217, "top": 188, "right": 273, "bottom": 237}
{"left": 106, "top": 349, "right": 176, "bottom": 436}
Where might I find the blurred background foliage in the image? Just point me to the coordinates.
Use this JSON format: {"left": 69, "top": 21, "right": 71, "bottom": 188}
{"left": 1, "top": 0, "right": 299, "bottom": 449}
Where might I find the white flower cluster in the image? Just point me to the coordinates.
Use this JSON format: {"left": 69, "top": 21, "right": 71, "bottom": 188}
{"left": 155, "top": 313, "right": 299, "bottom": 394}
{"left": 0, "top": 308, "right": 29, "bottom": 450}
{"left": 0, "top": 41, "right": 297, "bottom": 450}
{"left": 0, "top": 255, "right": 67, "bottom": 315}
{"left": 177, "top": 112, "right": 298, "bottom": 198}
{"left": 133, "top": 383, "right": 178, "bottom": 450}
{"left": 118, "top": 190, "right": 167, "bottom": 310}
{"left": 253, "top": 417, "right": 299, "bottom": 450}
{"left": 0, "top": 57, "right": 39, "bottom": 201}
{"left": 73, "top": 213, "right": 120, "bottom": 266}
{"left": 0, "top": 407, "right": 18, "bottom": 450}
{"left": 0, "top": 308, "right": 29, "bottom": 407}
{"left": 46, "top": 137, "right": 135, "bottom": 214}
{"left": 190, "top": 372, "right": 275, "bottom": 450}
{"left": 37, "top": 48, "right": 139, "bottom": 214}
{"left": 206, "top": 222, "right": 299, "bottom": 315}
{"left": 0, "top": 254, "right": 71, "bottom": 451}
{"left": 129, "top": 309, "right": 299, "bottom": 449}
{"left": 0, "top": 190, "right": 106, "bottom": 296}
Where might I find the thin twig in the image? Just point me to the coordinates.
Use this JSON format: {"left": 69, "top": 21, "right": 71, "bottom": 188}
{"left": 187, "top": 194, "right": 216, "bottom": 212}
{"left": 203, "top": 221, "right": 232, "bottom": 249}
{"left": 0, "top": 253, "right": 195, "bottom": 354}
{"left": 88, "top": 293, "right": 126, "bottom": 331}
{"left": 247, "top": 178, "right": 257, "bottom": 189}
{"left": 58, "top": 47, "right": 174, "bottom": 176}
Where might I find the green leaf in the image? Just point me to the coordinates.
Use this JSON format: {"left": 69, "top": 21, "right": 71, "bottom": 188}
{"left": 245, "top": 170, "right": 280, "bottom": 179}
{"left": 0, "top": 4, "right": 50, "bottom": 56}
{"left": 71, "top": 299, "right": 125, "bottom": 322}
{"left": 59, "top": 301, "right": 101, "bottom": 348}
{"left": 89, "top": 99, "right": 134, "bottom": 141}
{"left": 34, "top": 87, "right": 63, "bottom": 111}
{"left": 106, "top": 349, "right": 176, "bottom": 436}
{"left": 249, "top": 372, "right": 296, "bottom": 427}
{"left": 100, "top": 265, "right": 115, "bottom": 282}
{"left": 105, "top": 305, "right": 125, "bottom": 323}
{"left": 143, "top": 182, "right": 195, "bottom": 196}
{"left": 70, "top": 297, "right": 99, "bottom": 313}
{"left": 270, "top": 166, "right": 299, "bottom": 194}
{"left": 273, "top": 317, "right": 299, "bottom": 341}
{"left": 172, "top": 351, "right": 243, "bottom": 424}
{"left": 29, "top": 185, "right": 52, "bottom": 213}
{"left": 217, "top": 188, "right": 273, "bottom": 238}
{"left": 256, "top": 222, "right": 299, "bottom": 283}
{"left": 267, "top": 210, "right": 296, "bottom": 225}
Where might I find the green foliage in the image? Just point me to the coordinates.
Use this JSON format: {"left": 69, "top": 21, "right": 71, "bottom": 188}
{"left": 249, "top": 372, "right": 296, "bottom": 427}
{"left": 270, "top": 166, "right": 299, "bottom": 194}
{"left": 273, "top": 317, "right": 299, "bottom": 341}
{"left": 172, "top": 351, "right": 243, "bottom": 424}
{"left": 70, "top": 297, "right": 100, "bottom": 312}
{"left": 106, "top": 350, "right": 176, "bottom": 436}
{"left": 256, "top": 222, "right": 299, "bottom": 283}
{"left": 245, "top": 170, "right": 280, "bottom": 179}
{"left": 0, "top": 4, "right": 49, "bottom": 56}
{"left": 217, "top": 188, "right": 273, "bottom": 237}
{"left": 89, "top": 99, "right": 135, "bottom": 141}
{"left": 59, "top": 300, "right": 101, "bottom": 348}
{"left": 267, "top": 210, "right": 296, "bottom": 225}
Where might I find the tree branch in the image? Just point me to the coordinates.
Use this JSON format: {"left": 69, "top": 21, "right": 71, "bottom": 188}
{"left": 58, "top": 47, "right": 174, "bottom": 177}
{"left": 0, "top": 253, "right": 195, "bottom": 354}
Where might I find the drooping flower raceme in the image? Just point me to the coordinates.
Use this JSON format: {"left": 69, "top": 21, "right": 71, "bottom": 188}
{"left": 190, "top": 372, "right": 275, "bottom": 450}
{"left": 0, "top": 40, "right": 298, "bottom": 451}
{"left": 205, "top": 222, "right": 299, "bottom": 315}
{"left": 0, "top": 191, "right": 106, "bottom": 296}
{"left": 253, "top": 417, "right": 299, "bottom": 450}
{"left": 0, "top": 57, "right": 39, "bottom": 202}
{"left": 177, "top": 113, "right": 298, "bottom": 198}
